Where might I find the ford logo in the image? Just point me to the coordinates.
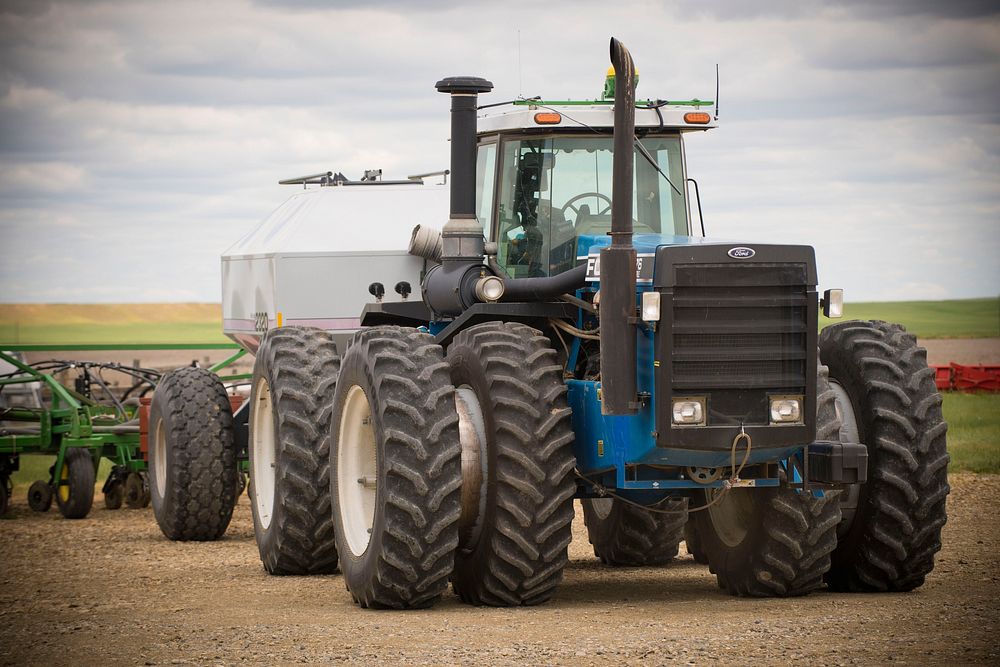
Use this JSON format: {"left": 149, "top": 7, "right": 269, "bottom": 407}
{"left": 728, "top": 247, "right": 755, "bottom": 259}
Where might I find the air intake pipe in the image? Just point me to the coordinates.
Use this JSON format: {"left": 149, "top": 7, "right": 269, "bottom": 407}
{"left": 409, "top": 224, "right": 443, "bottom": 262}
{"left": 600, "top": 37, "right": 639, "bottom": 416}
{"left": 419, "top": 72, "right": 590, "bottom": 318}
{"left": 421, "top": 76, "right": 494, "bottom": 317}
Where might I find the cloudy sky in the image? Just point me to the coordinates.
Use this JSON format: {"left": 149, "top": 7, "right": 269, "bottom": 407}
{"left": 1, "top": 0, "right": 997, "bottom": 303}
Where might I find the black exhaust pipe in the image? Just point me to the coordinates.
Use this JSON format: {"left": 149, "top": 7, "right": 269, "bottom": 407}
{"left": 600, "top": 37, "right": 638, "bottom": 416}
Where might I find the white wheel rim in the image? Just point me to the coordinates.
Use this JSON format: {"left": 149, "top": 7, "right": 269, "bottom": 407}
{"left": 251, "top": 377, "right": 277, "bottom": 531}
{"left": 153, "top": 418, "right": 167, "bottom": 497}
{"left": 338, "top": 385, "right": 377, "bottom": 557}
{"left": 707, "top": 488, "right": 753, "bottom": 548}
{"left": 590, "top": 497, "right": 614, "bottom": 520}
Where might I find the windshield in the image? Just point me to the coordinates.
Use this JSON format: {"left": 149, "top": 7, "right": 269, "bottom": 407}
{"left": 493, "top": 135, "right": 686, "bottom": 278}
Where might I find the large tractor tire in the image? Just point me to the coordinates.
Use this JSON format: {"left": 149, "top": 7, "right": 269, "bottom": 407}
{"left": 55, "top": 448, "right": 96, "bottom": 519}
{"left": 330, "top": 326, "right": 462, "bottom": 609}
{"left": 250, "top": 327, "right": 341, "bottom": 576}
{"left": 684, "top": 520, "right": 709, "bottom": 564}
{"left": 149, "top": 367, "right": 238, "bottom": 541}
{"left": 693, "top": 364, "right": 842, "bottom": 597}
{"left": 0, "top": 475, "right": 11, "bottom": 516}
{"left": 446, "top": 322, "right": 576, "bottom": 606}
{"left": 583, "top": 497, "right": 687, "bottom": 566}
{"left": 819, "top": 320, "right": 949, "bottom": 592}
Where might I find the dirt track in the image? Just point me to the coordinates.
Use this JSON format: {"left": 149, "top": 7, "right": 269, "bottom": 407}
{"left": 0, "top": 474, "right": 997, "bottom": 666}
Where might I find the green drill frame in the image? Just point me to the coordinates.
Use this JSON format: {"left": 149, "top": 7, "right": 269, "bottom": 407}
{"left": 0, "top": 344, "right": 251, "bottom": 508}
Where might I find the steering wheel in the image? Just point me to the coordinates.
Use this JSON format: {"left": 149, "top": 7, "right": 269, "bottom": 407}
{"left": 560, "top": 192, "right": 612, "bottom": 221}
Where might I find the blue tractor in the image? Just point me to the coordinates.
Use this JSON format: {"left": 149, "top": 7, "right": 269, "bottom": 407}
{"left": 150, "top": 38, "right": 950, "bottom": 609}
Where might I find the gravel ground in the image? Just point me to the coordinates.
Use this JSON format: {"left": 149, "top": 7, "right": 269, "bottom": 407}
{"left": 0, "top": 474, "right": 997, "bottom": 666}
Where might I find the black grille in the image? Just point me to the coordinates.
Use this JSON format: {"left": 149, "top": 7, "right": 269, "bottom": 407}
{"left": 670, "top": 264, "right": 809, "bottom": 392}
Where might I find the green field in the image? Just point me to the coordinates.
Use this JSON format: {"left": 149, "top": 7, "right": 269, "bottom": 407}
{"left": 819, "top": 297, "right": 999, "bottom": 339}
{"left": 0, "top": 303, "right": 230, "bottom": 345}
{"left": 942, "top": 392, "right": 1000, "bottom": 473}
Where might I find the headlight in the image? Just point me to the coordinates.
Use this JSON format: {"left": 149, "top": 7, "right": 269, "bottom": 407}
{"left": 822, "top": 288, "right": 844, "bottom": 318}
{"left": 672, "top": 397, "right": 706, "bottom": 425}
{"left": 641, "top": 291, "right": 661, "bottom": 322}
{"left": 769, "top": 396, "right": 803, "bottom": 424}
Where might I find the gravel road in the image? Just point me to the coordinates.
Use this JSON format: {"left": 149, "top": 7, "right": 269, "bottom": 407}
{"left": 0, "top": 474, "right": 997, "bottom": 666}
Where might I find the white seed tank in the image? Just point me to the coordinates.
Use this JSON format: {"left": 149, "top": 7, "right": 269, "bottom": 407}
{"left": 221, "top": 183, "right": 448, "bottom": 354}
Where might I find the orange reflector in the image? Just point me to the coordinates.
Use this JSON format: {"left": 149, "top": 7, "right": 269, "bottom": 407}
{"left": 534, "top": 112, "right": 562, "bottom": 125}
{"left": 684, "top": 112, "right": 711, "bottom": 124}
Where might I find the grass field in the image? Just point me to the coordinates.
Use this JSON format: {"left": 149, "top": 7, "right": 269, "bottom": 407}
{"left": 819, "top": 297, "right": 999, "bottom": 338}
{"left": 942, "top": 392, "right": 1000, "bottom": 474}
{"left": 0, "top": 303, "right": 230, "bottom": 345}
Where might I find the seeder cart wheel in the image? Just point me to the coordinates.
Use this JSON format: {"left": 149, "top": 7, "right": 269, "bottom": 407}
{"left": 149, "top": 367, "right": 238, "bottom": 541}
{"left": 28, "top": 480, "right": 54, "bottom": 512}
{"left": 56, "top": 448, "right": 96, "bottom": 520}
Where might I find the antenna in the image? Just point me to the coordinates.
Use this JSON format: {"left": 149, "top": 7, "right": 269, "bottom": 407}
{"left": 517, "top": 29, "right": 523, "bottom": 98}
{"left": 714, "top": 63, "right": 720, "bottom": 120}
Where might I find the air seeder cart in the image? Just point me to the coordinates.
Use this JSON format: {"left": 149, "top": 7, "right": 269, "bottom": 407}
{"left": 149, "top": 38, "right": 949, "bottom": 608}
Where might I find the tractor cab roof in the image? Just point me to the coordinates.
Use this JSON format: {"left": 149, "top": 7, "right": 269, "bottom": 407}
{"left": 476, "top": 99, "right": 717, "bottom": 135}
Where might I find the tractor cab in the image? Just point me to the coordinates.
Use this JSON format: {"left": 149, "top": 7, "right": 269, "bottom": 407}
{"left": 474, "top": 96, "right": 716, "bottom": 278}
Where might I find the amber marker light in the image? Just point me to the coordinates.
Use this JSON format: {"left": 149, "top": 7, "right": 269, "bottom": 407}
{"left": 684, "top": 112, "right": 711, "bottom": 124}
{"left": 534, "top": 112, "right": 562, "bottom": 125}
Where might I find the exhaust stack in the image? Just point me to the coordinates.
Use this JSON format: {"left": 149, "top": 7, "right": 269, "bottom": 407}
{"left": 600, "top": 37, "right": 638, "bottom": 416}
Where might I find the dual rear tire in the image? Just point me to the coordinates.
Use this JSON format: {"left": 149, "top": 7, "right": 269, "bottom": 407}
{"left": 820, "top": 320, "right": 949, "bottom": 591}
{"left": 329, "top": 327, "right": 462, "bottom": 608}
{"left": 328, "top": 323, "right": 577, "bottom": 608}
{"left": 690, "top": 361, "right": 843, "bottom": 596}
{"left": 249, "top": 327, "right": 341, "bottom": 575}
{"left": 583, "top": 497, "right": 688, "bottom": 567}
{"left": 689, "top": 321, "right": 949, "bottom": 597}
